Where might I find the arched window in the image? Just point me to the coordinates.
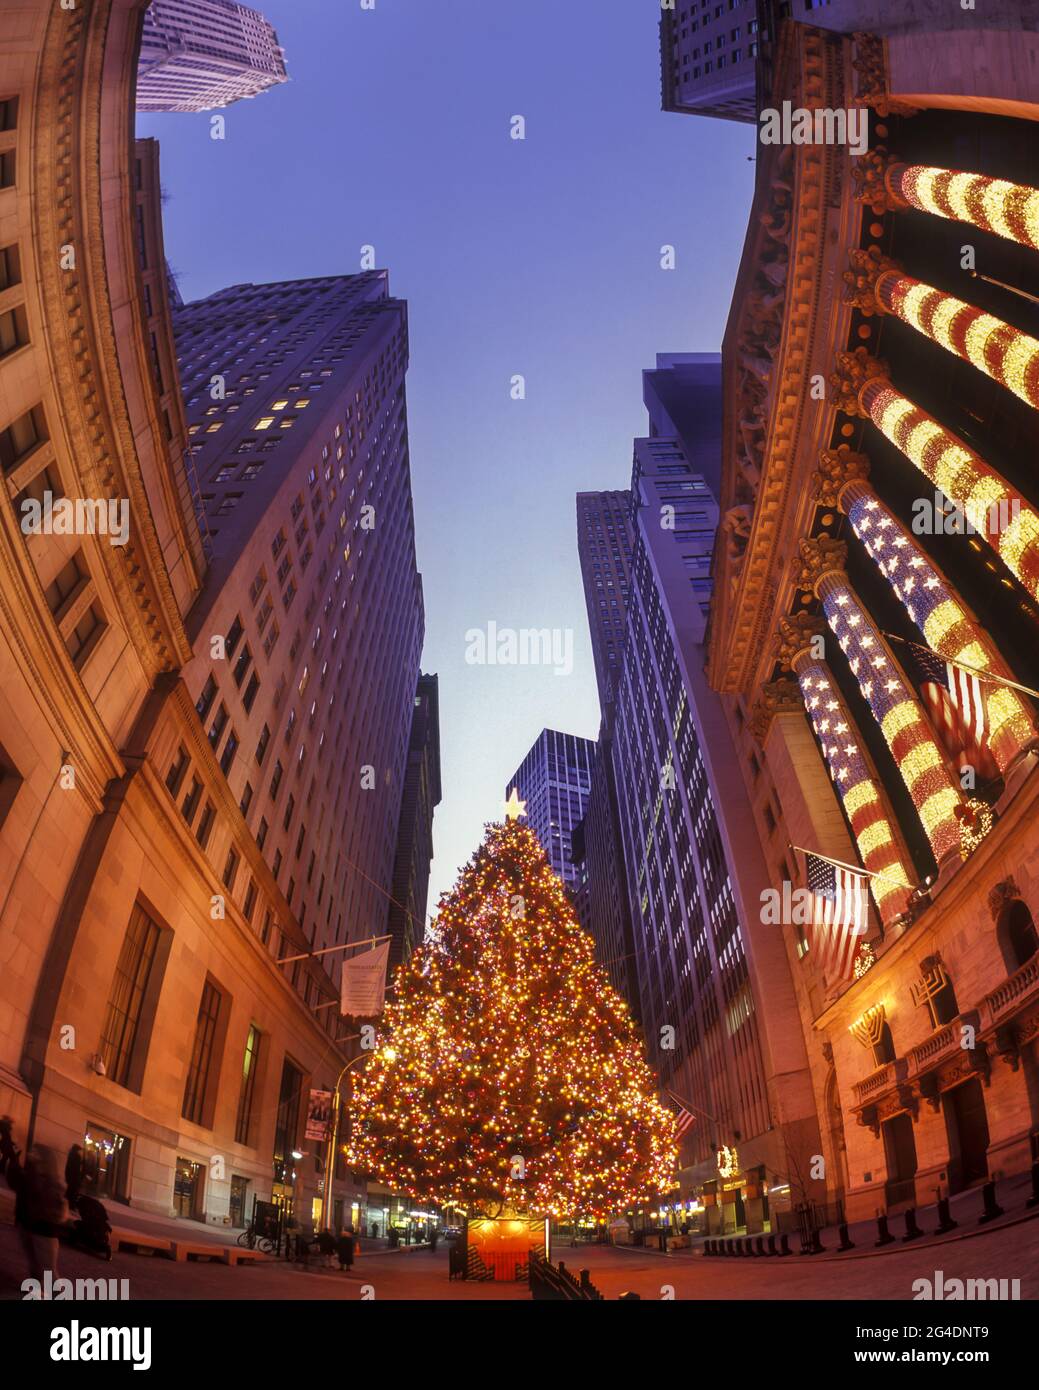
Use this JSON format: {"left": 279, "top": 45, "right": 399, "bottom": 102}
{"left": 997, "top": 900, "right": 1039, "bottom": 973}
{"left": 872, "top": 1022, "right": 895, "bottom": 1067}
{"left": 926, "top": 976, "right": 959, "bottom": 1029}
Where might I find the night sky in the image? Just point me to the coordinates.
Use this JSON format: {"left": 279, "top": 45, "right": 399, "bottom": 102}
{"left": 138, "top": 0, "right": 755, "bottom": 915}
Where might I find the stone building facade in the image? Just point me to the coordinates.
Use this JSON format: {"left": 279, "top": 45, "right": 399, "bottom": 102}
{"left": 707, "top": 21, "right": 1039, "bottom": 1221}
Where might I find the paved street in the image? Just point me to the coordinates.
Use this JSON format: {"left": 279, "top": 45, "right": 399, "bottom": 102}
{"left": 2, "top": 1207, "right": 1036, "bottom": 1301}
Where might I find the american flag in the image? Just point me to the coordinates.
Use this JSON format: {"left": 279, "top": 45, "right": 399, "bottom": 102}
{"left": 806, "top": 852, "right": 869, "bottom": 980}
{"left": 666, "top": 1091, "right": 695, "bottom": 1139}
{"left": 900, "top": 639, "right": 997, "bottom": 781}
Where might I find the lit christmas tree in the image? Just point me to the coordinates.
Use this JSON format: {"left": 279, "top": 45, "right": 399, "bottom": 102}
{"left": 346, "top": 809, "right": 678, "bottom": 1219}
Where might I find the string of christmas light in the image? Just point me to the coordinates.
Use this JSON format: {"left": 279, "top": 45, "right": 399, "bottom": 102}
{"left": 345, "top": 818, "right": 678, "bottom": 1219}
{"left": 794, "top": 653, "right": 913, "bottom": 925}
{"left": 816, "top": 574, "right": 965, "bottom": 862}
{"left": 841, "top": 478, "right": 1035, "bottom": 774}
{"left": 860, "top": 379, "right": 1039, "bottom": 598}
{"left": 891, "top": 164, "right": 1039, "bottom": 252}
{"left": 874, "top": 269, "right": 1039, "bottom": 409}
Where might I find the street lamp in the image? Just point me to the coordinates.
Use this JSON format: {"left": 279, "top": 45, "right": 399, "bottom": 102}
{"left": 320, "top": 1052, "right": 368, "bottom": 1232}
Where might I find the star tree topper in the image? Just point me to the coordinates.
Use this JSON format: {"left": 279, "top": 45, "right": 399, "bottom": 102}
{"left": 502, "top": 786, "right": 526, "bottom": 821}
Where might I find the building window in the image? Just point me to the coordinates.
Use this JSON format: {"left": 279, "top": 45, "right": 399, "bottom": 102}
{"left": 220, "top": 728, "right": 239, "bottom": 776}
{"left": 99, "top": 903, "right": 164, "bottom": 1090}
{"left": 0, "top": 97, "right": 19, "bottom": 131}
{"left": 223, "top": 845, "right": 240, "bottom": 892}
{"left": 256, "top": 723, "right": 271, "bottom": 765}
{"left": 165, "top": 746, "right": 189, "bottom": 797}
{"left": 196, "top": 676, "right": 218, "bottom": 722}
{"left": 182, "top": 979, "right": 225, "bottom": 1127}
{"left": 0, "top": 244, "right": 22, "bottom": 292}
{"left": 0, "top": 404, "right": 47, "bottom": 474}
{"left": 235, "top": 1025, "right": 262, "bottom": 1146}
{"left": 0, "top": 305, "right": 30, "bottom": 359}
{"left": 196, "top": 799, "right": 216, "bottom": 850}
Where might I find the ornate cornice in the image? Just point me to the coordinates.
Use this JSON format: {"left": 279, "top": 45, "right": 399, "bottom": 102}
{"left": 812, "top": 446, "right": 871, "bottom": 509}
{"left": 850, "top": 30, "right": 918, "bottom": 119}
{"left": 794, "top": 535, "right": 849, "bottom": 596}
{"left": 828, "top": 347, "right": 890, "bottom": 417}
{"left": 708, "top": 24, "right": 855, "bottom": 695}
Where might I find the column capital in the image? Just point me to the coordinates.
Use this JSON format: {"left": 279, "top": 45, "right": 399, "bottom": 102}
{"left": 842, "top": 246, "right": 899, "bottom": 313}
{"left": 851, "top": 148, "right": 906, "bottom": 214}
{"left": 794, "top": 535, "right": 849, "bottom": 596}
{"left": 748, "top": 678, "right": 804, "bottom": 740}
{"left": 813, "top": 446, "right": 871, "bottom": 509}
{"left": 829, "top": 347, "right": 890, "bottom": 417}
{"left": 776, "top": 610, "right": 828, "bottom": 669}
{"left": 850, "top": 31, "right": 919, "bottom": 118}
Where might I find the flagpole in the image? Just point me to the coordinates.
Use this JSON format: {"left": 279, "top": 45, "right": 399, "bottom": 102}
{"left": 788, "top": 843, "right": 916, "bottom": 893}
{"left": 277, "top": 932, "right": 392, "bottom": 967}
{"left": 884, "top": 631, "right": 1039, "bottom": 702}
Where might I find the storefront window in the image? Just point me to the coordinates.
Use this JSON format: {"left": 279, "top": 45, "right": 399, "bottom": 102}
{"left": 82, "top": 1125, "right": 130, "bottom": 1201}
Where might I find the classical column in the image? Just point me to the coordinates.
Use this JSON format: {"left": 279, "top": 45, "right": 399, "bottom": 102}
{"left": 830, "top": 348, "right": 1039, "bottom": 601}
{"left": 777, "top": 612, "right": 914, "bottom": 928}
{"left": 795, "top": 537, "right": 966, "bottom": 866}
{"left": 844, "top": 247, "right": 1039, "bottom": 410}
{"left": 814, "top": 447, "right": 1037, "bottom": 775}
{"left": 854, "top": 150, "right": 1039, "bottom": 253}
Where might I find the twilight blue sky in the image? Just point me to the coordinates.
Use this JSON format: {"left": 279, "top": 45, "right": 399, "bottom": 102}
{"left": 139, "top": 0, "right": 755, "bottom": 914}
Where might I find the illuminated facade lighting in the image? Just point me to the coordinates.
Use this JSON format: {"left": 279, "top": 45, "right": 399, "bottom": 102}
{"left": 815, "top": 575, "right": 965, "bottom": 863}
{"left": 895, "top": 164, "right": 1039, "bottom": 253}
{"left": 793, "top": 653, "right": 913, "bottom": 925}
{"left": 875, "top": 270, "right": 1039, "bottom": 410}
{"left": 861, "top": 379, "right": 1039, "bottom": 600}
{"left": 841, "top": 479, "right": 1035, "bottom": 774}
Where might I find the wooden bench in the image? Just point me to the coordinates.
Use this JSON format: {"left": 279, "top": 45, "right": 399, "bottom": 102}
{"left": 170, "top": 1238, "right": 233, "bottom": 1263}
{"left": 226, "top": 1246, "right": 269, "bottom": 1266}
{"left": 111, "top": 1228, "right": 174, "bottom": 1258}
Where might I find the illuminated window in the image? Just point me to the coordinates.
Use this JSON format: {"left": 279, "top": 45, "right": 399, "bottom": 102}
{"left": 255, "top": 417, "right": 275, "bottom": 431}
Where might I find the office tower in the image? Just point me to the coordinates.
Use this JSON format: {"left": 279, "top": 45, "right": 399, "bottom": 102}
{"left": 659, "top": 2, "right": 1036, "bottom": 124}
{"left": 386, "top": 673, "right": 442, "bottom": 968}
{"left": 707, "top": 20, "right": 1039, "bottom": 1222}
{"left": 137, "top": 0, "right": 288, "bottom": 113}
{"left": 505, "top": 730, "right": 595, "bottom": 894}
{"left": 608, "top": 355, "right": 821, "bottom": 1232}
{"left": 173, "top": 270, "right": 425, "bottom": 1002}
{"left": 577, "top": 491, "right": 634, "bottom": 711}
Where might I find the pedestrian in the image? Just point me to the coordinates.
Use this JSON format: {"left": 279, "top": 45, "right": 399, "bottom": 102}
{"left": 317, "top": 1228, "right": 337, "bottom": 1269}
{"left": 11, "top": 1146, "right": 67, "bottom": 1284}
{"left": 65, "top": 1143, "right": 85, "bottom": 1210}
{"left": 336, "top": 1225, "right": 355, "bottom": 1272}
{"left": 0, "top": 1115, "right": 18, "bottom": 1178}
{"left": 429, "top": 1227, "right": 439, "bottom": 1252}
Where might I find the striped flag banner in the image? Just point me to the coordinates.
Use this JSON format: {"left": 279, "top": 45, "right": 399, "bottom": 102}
{"left": 665, "top": 1090, "right": 695, "bottom": 1139}
{"left": 805, "top": 851, "right": 870, "bottom": 980}
{"left": 891, "top": 636, "right": 998, "bottom": 781}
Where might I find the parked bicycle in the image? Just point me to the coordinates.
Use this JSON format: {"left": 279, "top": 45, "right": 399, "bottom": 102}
{"left": 237, "top": 1224, "right": 274, "bottom": 1255}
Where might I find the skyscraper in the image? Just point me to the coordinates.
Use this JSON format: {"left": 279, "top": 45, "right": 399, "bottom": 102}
{"left": 137, "top": 0, "right": 288, "bottom": 113}
{"left": 386, "top": 673, "right": 442, "bottom": 968}
{"left": 606, "top": 355, "right": 821, "bottom": 1230}
{"left": 660, "top": 1, "right": 1037, "bottom": 124}
{"left": 577, "top": 491, "right": 634, "bottom": 711}
{"left": 173, "top": 271, "right": 425, "bottom": 993}
{"left": 505, "top": 729, "right": 595, "bottom": 894}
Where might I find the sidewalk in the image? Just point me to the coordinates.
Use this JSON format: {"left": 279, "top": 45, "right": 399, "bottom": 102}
{"left": 617, "top": 1169, "right": 1039, "bottom": 1263}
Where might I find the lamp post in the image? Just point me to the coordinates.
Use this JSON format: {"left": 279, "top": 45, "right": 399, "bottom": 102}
{"left": 321, "top": 1053, "right": 368, "bottom": 1233}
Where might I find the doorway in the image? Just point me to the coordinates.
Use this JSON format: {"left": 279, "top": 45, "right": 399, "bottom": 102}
{"left": 943, "top": 1077, "right": 990, "bottom": 1192}
{"left": 173, "top": 1156, "right": 205, "bottom": 1220}
{"left": 229, "top": 1175, "right": 249, "bottom": 1228}
{"left": 882, "top": 1112, "right": 918, "bottom": 1207}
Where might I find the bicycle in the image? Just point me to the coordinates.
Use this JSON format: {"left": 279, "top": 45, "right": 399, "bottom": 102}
{"left": 237, "top": 1225, "right": 275, "bottom": 1255}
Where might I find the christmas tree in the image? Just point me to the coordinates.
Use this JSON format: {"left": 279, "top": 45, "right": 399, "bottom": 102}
{"left": 346, "top": 811, "right": 677, "bottom": 1219}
